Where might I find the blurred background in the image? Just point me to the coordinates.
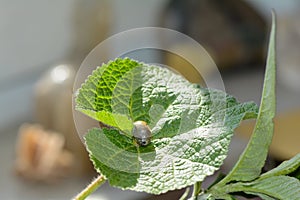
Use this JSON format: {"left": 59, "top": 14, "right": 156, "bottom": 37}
{"left": 0, "top": 0, "right": 300, "bottom": 199}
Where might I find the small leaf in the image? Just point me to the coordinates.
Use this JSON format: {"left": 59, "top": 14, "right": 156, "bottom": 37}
{"left": 217, "top": 11, "right": 276, "bottom": 184}
{"left": 261, "top": 153, "right": 300, "bottom": 178}
{"left": 244, "top": 176, "right": 300, "bottom": 200}
{"left": 78, "top": 58, "right": 258, "bottom": 194}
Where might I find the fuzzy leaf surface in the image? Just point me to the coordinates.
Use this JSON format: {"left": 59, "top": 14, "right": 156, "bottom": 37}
{"left": 78, "top": 58, "right": 258, "bottom": 194}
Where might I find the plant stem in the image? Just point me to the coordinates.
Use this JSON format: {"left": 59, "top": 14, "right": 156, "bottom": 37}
{"left": 74, "top": 175, "right": 106, "bottom": 200}
{"left": 192, "top": 181, "right": 202, "bottom": 199}
{"left": 179, "top": 187, "right": 190, "bottom": 200}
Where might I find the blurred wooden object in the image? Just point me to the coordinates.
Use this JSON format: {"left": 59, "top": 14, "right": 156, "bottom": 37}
{"left": 15, "top": 124, "right": 73, "bottom": 182}
{"left": 236, "top": 109, "right": 300, "bottom": 160}
{"left": 34, "top": 64, "right": 92, "bottom": 176}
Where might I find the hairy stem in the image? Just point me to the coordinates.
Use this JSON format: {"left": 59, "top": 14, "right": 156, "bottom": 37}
{"left": 179, "top": 187, "right": 190, "bottom": 200}
{"left": 74, "top": 175, "right": 106, "bottom": 200}
{"left": 192, "top": 181, "right": 202, "bottom": 199}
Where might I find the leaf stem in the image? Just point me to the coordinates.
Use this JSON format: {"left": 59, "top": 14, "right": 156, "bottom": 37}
{"left": 74, "top": 175, "right": 106, "bottom": 200}
{"left": 179, "top": 187, "right": 190, "bottom": 200}
{"left": 192, "top": 181, "right": 202, "bottom": 199}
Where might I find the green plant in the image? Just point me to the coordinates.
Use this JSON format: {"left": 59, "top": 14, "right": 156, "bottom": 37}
{"left": 74, "top": 13, "right": 300, "bottom": 200}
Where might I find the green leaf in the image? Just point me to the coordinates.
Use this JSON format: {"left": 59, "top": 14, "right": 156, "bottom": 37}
{"left": 261, "top": 153, "right": 300, "bottom": 179}
{"left": 218, "top": 176, "right": 300, "bottom": 200}
{"left": 243, "top": 176, "right": 300, "bottom": 200}
{"left": 216, "top": 12, "right": 276, "bottom": 184}
{"left": 79, "top": 58, "right": 258, "bottom": 194}
{"left": 75, "top": 58, "right": 141, "bottom": 133}
{"left": 245, "top": 192, "right": 276, "bottom": 200}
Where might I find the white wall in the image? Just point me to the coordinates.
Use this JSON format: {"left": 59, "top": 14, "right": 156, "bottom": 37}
{"left": 0, "top": 0, "right": 74, "bottom": 129}
{"left": 0, "top": 0, "right": 169, "bottom": 130}
{"left": 0, "top": 0, "right": 74, "bottom": 80}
